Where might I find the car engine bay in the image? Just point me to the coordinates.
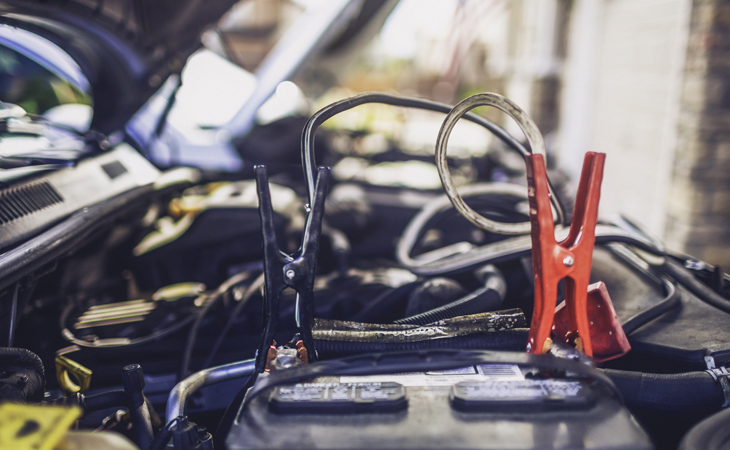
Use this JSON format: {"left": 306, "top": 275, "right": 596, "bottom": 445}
{"left": 2, "top": 1, "right": 730, "bottom": 450}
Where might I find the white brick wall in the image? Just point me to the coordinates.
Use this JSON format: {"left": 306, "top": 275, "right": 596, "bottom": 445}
{"left": 558, "top": 0, "right": 692, "bottom": 238}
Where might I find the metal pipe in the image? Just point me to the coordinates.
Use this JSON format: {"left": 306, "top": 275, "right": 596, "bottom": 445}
{"left": 165, "top": 359, "right": 255, "bottom": 423}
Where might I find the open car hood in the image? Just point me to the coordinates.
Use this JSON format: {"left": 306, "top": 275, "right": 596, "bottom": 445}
{"left": 0, "top": 0, "right": 238, "bottom": 134}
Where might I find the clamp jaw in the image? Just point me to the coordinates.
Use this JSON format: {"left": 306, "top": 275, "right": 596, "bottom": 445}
{"left": 254, "top": 165, "right": 330, "bottom": 373}
{"left": 526, "top": 151, "right": 629, "bottom": 360}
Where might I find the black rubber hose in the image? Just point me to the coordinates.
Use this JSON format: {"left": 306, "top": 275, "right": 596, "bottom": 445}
{"left": 602, "top": 369, "right": 724, "bottom": 412}
{"left": 661, "top": 259, "right": 730, "bottom": 315}
{"left": 82, "top": 389, "right": 126, "bottom": 412}
{"left": 394, "top": 266, "right": 506, "bottom": 326}
{"left": 403, "top": 278, "right": 466, "bottom": 317}
{"left": 621, "top": 278, "right": 681, "bottom": 335}
{"left": 0, "top": 347, "right": 44, "bottom": 377}
{"left": 315, "top": 328, "right": 528, "bottom": 358}
{"left": 349, "top": 281, "right": 422, "bottom": 324}
{"left": 394, "top": 286, "right": 502, "bottom": 325}
{"left": 123, "top": 364, "right": 153, "bottom": 450}
{"left": 300, "top": 92, "right": 567, "bottom": 227}
{"left": 149, "top": 416, "right": 183, "bottom": 450}
{"left": 214, "top": 372, "right": 259, "bottom": 450}
{"left": 679, "top": 406, "right": 730, "bottom": 450}
{"left": 0, "top": 347, "right": 45, "bottom": 403}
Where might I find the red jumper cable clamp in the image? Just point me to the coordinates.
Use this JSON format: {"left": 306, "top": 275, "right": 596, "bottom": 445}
{"left": 433, "top": 93, "right": 629, "bottom": 361}
{"left": 526, "top": 151, "right": 630, "bottom": 360}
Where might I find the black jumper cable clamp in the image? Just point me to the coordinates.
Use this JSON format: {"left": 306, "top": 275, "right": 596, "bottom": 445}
{"left": 253, "top": 164, "right": 331, "bottom": 373}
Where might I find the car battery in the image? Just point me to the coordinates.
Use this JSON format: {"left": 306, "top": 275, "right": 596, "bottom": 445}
{"left": 225, "top": 364, "right": 653, "bottom": 450}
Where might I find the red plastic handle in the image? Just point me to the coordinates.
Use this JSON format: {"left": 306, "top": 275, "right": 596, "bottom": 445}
{"left": 525, "top": 152, "right": 605, "bottom": 357}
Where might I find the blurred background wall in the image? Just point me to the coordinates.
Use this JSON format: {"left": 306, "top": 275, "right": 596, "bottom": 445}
{"left": 554, "top": 0, "right": 730, "bottom": 271}
{"left": 210, "top": 0, "right": 730, "bottom": 268}
{"left": 373, "top": 0, "right": 730, "bottom": 269}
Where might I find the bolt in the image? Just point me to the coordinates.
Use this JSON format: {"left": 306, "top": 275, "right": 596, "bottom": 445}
{"left": 285, "top": 270, "right": 296, "bottom": 279}
{"left": 563, "top": 256, "right": 574, "bottom": 267}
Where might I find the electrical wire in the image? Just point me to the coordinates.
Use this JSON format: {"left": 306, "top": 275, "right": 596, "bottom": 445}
{"left": 299, "top": 92, "right": 567, "bottom": 227}
{"left": 59, "top": 303, "right": 198, "bottom": 349}
{"left": 202, "top": 273, "right": 265, "bottom": 370}
{"left": 166, "top": 359, "right": 256, "bottom": 424}
{"left": 214, "top": 371, "right": 259, "bottom": 449}
{"left": 179, "top": 271, "right": 252, "bottom": 380}
{"left": 59, "top": 272, "right": 255, "bottom": 370}
{"left": 396, "top": 182, "right": 536, "bottom": 272}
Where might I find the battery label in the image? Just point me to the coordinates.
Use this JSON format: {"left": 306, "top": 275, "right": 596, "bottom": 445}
{"left": 269, "top": 382, "right": 407, "bottom": 414}
{"left": 450, "top": 379, "right": 595, "bottom": 412}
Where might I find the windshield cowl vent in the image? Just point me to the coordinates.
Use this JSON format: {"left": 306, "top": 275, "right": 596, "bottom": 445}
{"left": 0, "top": 181, "right": 64, "bottom": 225}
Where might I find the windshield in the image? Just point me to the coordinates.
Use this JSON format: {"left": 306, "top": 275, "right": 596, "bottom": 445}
{"left": 0, "top": 25, "right": 92, "bottom": 132}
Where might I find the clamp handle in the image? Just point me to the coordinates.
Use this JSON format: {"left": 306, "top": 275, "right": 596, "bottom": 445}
{"left": 526, "top": 152, "right": 605, "bottom": 357}
{"left": 286, "top": 166, "right": 330, "bottom": 360}
{"left": 254, "top": 166, "right": 289, "bottom": 372}
{"left": 254, "top": 165, "right": 330, "bottom": 373}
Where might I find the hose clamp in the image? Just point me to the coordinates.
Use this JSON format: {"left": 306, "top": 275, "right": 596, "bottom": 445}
{"left": 705, "top": 356, "right": 730, "bottom": 407}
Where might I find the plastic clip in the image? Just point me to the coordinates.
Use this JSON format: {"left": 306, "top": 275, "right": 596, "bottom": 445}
{"left": 705, "top": 355, "right": 730, "bottom": 407}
